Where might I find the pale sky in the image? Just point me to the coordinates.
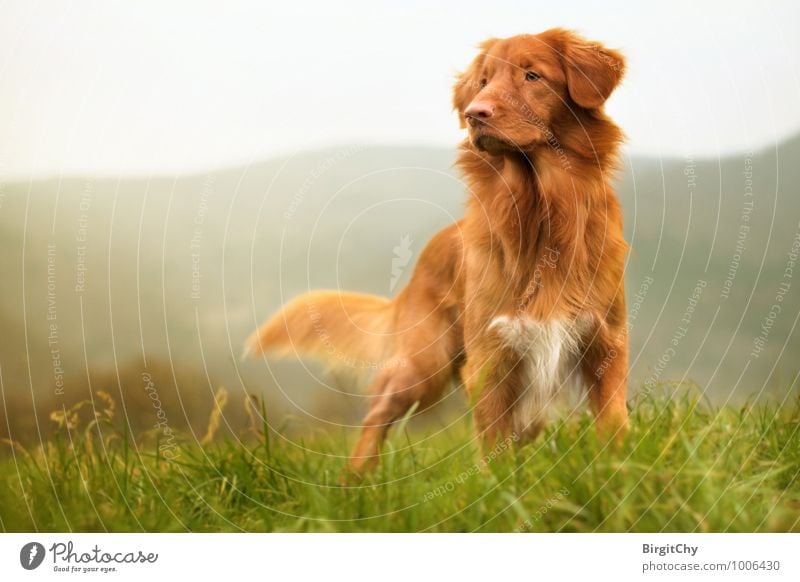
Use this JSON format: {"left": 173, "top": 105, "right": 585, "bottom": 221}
{"left": 0, "top": 0, "right": 798, "bottom": 178}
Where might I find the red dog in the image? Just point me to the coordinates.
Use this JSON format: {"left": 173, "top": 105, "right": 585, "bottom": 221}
{"left": 246, "top": 29, "right": 629, "bottom": 473}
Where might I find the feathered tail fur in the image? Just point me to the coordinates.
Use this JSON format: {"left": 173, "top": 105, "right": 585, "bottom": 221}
{"left": 243, "top": 290, "right": 396, "bottom": 369}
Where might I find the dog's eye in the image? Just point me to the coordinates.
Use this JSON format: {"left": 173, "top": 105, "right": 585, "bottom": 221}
{"left": 479, "top": 78, "right": 488, "bottom": 89}
{"left": 525, "top": 71, "right": 541, "bottom": 81}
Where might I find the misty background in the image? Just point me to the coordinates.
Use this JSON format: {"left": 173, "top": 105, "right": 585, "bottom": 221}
{"left": 1, "top": 1, "right": 799, "bottom": 441}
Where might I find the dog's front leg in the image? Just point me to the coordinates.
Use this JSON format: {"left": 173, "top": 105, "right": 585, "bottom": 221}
{"left": 583, "top": 326, "right": 629, "bottom": 443}
{"left": 462, "top": 343, "right": 524, "bottom": 456}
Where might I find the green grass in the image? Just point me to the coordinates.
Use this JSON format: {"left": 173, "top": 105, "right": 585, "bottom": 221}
{"left": 1, "top": 387, "right": 798, "bottom": 532}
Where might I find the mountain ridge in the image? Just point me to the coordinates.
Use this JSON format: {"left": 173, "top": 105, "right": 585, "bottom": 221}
{"left": 1, "top": 134, "right": 798, "bottom": 440}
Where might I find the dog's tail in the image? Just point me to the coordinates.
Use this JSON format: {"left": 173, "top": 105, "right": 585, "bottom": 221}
{"left": 242, "top": 290, "right": 396, "bottom": 368}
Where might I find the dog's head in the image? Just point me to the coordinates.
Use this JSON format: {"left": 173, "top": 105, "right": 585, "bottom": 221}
{"left": 453, "top": 29, "right": 625, "bottom": 155}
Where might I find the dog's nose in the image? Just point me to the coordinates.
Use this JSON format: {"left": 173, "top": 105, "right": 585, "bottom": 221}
{"left": 465, "top": 101, "right": 494, "bottom": 125}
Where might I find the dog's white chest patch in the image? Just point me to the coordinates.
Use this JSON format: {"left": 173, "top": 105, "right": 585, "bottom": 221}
{"left": 488, "top": 315, "right": 591, "bottom": 434}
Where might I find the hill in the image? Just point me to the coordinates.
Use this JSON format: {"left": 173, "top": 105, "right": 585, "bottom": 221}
{"left": 1, "top": 137, "right": 799, "bottom": 439}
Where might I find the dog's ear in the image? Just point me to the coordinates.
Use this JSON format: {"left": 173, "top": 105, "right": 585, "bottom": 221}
{"left": 559, "top": 32, "right": 625, "bottom": 109}
{"left": 453, "top": 38, "right": 498, "bottom": 128}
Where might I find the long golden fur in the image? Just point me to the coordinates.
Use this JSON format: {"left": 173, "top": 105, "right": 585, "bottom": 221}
{"left": 246, "top": 29, "right": 629, "bottom": 473}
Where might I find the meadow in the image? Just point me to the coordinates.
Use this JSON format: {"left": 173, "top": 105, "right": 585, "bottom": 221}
{"left": 1, "top": 386, "right": 798, "bottom": 533}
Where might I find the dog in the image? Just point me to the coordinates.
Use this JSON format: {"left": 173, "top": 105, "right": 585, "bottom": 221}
{"left": 245, "top": 29, "right": 629, "bottom": 474}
